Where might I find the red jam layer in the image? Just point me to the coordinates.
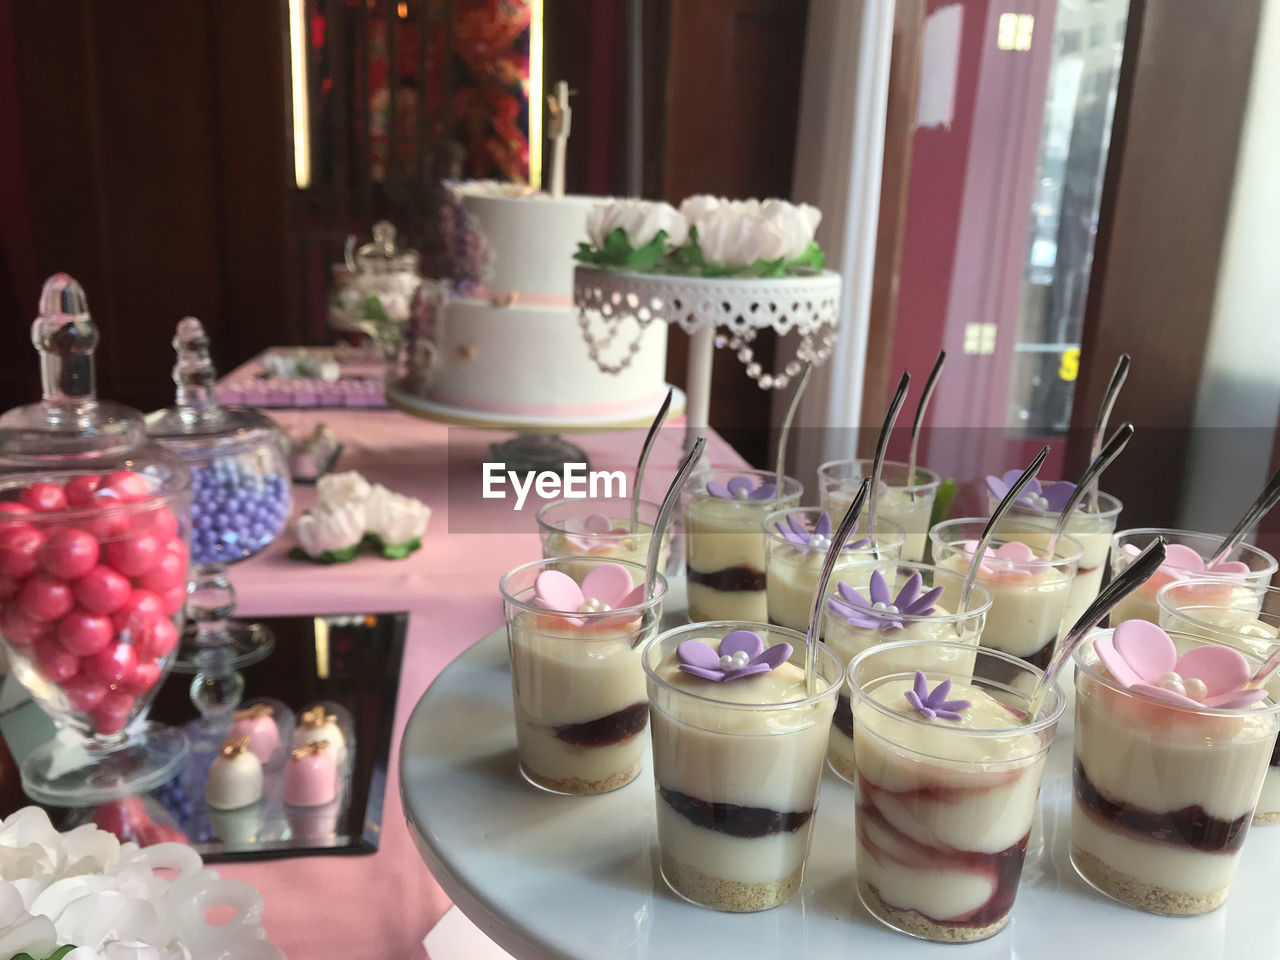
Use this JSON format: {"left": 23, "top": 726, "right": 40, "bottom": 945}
{"left": 833, "top": 693, "right": 854, "bottom": 738}
{"left": 659, "top": 786, "right": 813, "bottom": 838}
{"left": 975, "top": 636, "right": 1055, "bottom": 686}
{"left": 554, "top": 701, "right": 649, "bottom": 747}
{"left": 1074, "top": 757, "right": 1251, "bottom": 853}
{"left": 686, "top": 566, "right": 767, "bottom": 592}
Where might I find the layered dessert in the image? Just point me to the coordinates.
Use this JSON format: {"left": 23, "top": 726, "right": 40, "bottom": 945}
{"left": 644, "top": 624, "right": 839, "bottom": 911}
{"left": 818, "top": 459, "right": 940, "bottom": 563}
{"left": 1109, "top": 528, "right": 1276, "bottom": 626}
{"left": 684, "top": 471, "right": 802, "bottom": 623}
{"left": 848, "top": 644, "right": 1064, "bottom": 942}
{"left": 764, "top": 508, "right": 903, "bottom": 632}
{"left": 536, "top": 496, "right": 670, "bottom": 582}
{"left": 931, "top": 519, "right": 1079, "bottom": 678}
{"left": 502, "top": 558, "right": 665, "bottom": 795}
{"left": 1072, "top": 623, "right": 1279, "bottom": 914}
{"left": 1157, "top": 580, "right": 1280, "bottom": 823}
{"left": 984, "top": 471, "right": 1122, "bottom": 630}
{"left": 823, "top": 565, "right": 990, "bottom": 781}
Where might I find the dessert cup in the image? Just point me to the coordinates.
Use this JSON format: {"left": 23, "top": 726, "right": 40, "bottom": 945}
{"left": 537, "top": 496, "right": 672, "bottom": 582}
{"left": 847, "top": 640, "right": 1065, "bottom": 942}
{"left": 1071, "top": 628, "right": 1280, "bottom": 915}
{"left": 986, "top": 490, "right": 1122, "bottom": 630}
{"left": 684, "top": 470, "right": 803, "bottom": 623}
{"left": 763, "top": 507, "right": 905, "bottom": 632}
{"left": 818, "top": 459, "right": 941, "bottom": 563}
{"left": 1108, "top": 527, "right": 1276, "bottom": 626}
{"left": 822, "top": 562, "right": 992, "bottom": 782}
{"left": 1157, "top": 581, "right": 1280, "bottom": 823}
{"left": 930, "top": 518, "right": 1081, "bottom": 677}
{"left": 501, "top": 557, "right": 667, "bottom": 795}
{"left": 643, "top": 622, "right": 840, "bottom": 912}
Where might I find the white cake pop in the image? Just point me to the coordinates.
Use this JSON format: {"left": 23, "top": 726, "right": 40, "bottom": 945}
{"left": 204, "top": 737, "right": 264, "bottom": 811}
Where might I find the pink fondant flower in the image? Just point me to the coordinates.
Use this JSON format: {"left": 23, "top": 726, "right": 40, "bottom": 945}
{"left": 562, "top": 513, "right": 628, "bottom": 552}
{"left": 960, "top": 539, "right": 1043, "bottom": 580}
{"left": 1120, "top": 541, "right": 1251, "bottom": 593}
{"left": 1095, "top": 620, "right": 1268, "bottom": 710}
{"left": 532, "top": 563, "right": 646, "bottom": 628}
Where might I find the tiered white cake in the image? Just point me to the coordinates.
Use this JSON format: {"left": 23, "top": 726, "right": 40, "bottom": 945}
{"left": 410, "top": 183, "right": 670, "bottom": 420}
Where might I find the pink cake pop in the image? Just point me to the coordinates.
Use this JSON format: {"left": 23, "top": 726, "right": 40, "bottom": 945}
{"left": 283, "top": 740, "right": 338, "bottom": 807}
{"left": 228, "top": 703, "right": 281, "bottom": 764}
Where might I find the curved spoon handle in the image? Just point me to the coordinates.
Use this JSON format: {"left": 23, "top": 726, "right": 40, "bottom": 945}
{"left": 1209, "top": 467, "right": 1280, "bottom": 569}
{"left": 644, "top": 436, "right": 706, "bottom": 601}
{"left": 774, "top": 362, "right": 813, "bottom": 493}
{"left": 1026, "top": 536, "right": 1167, "bottom": 722}
{"left": 805, "top": 477, "right": 871, "bottom": 696}
{"left": 959, "top": 446, "right": 1049, "bottom": 614}
{"left": 1087, "top": 353, "right": 1130, "bottom": 509}
{"left": 631, "top": 388, "right": 675, "bottom": 533}
{"left": 906, "top": 350, "right": 945, "bottom": 503}
{"left": 1048, "top": 422, "right": 1133, "bottom": 553}
{"left": 868, "top": 372, "right": 911, "bottom": 561}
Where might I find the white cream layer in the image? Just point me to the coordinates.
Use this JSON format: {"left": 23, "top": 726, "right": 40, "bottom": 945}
{"left": 765, "top": 544, "right": 883, "bottom": 632}
{"left": 823, "top": 485, "right": 933, "bottom": 563}
{"left": 938, "top": 552, "right": 1068, "bottom": 658}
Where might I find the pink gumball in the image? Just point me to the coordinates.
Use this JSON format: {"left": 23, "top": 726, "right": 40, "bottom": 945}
{"left": 91, "top": 691, "right": 135, "bottom": 734}
{"left": 106, "top": 532, "right": 160, "bottom": 577}
{"left": 0, "top": 503, "right": 32, "bottom": 518}
{"left": 147, "top": 824, "right": 187, "bottom": 845}
{"left": 112, "top": 590, "right": 163, "bottom": 634}
{"left": 63, "top": 474, "right": 103, "bottom": 508}
{"left": 39, "top": 527, "right": 99, "bottom": 580}
{"left": 163, "top": 536, "right": 187, "bottom": 556}
{"left": 2, "top": 606, "right": 49, "bottom": 646}
{"left": 33, "top": 633, "right": 79, "bottom": 683}
{"left": 138, "top": 507, "right": 179, "bottom": 541}
{"left": 61, "top": 675, "right": 108, "bottom": 713}
{"left": 18, "top": 573, "right": 74, "bottom": 622}
{"left": 86, "top": 505, "right": 132, "bottom": 542}
{"left": 20, "top": 482, "right": 67, "bottom": 513}
{"left": 124, "top": 659, "right": 161, "bottom": 694}
{"left": 74, "top": 566, "right": 132, "bottom": 615}
{"left": 83, "top": 641, "right": 138, "bottom": 685}
{"left": 56, "top": 609, "right": 114, "bottom": 656}
{"left": 136, "top": 549, "right": 185, "bottom": 593}
{"left": 98, "top": 471, "right": 150, "bottom": 503}
{"left": 0, "top": 573, "right": 20, "bottom": 600}
{"left": 134, "top": 616, "right": 178, "bottom": 661}
{"left": 92, "top": 796, "right": 146, "bottom": 838}
{"left": 0, "top": 524, "right": 47, "bottom": 579}
{"left": 159, "top": 585, "right": 186, "bottom": 617}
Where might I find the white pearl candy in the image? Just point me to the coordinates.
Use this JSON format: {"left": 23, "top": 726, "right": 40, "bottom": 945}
{"left": 1157, "top": 671, "right": 1186, "bottom": 697}
{"left": 809, "top": 534, "right": 829, "bottom": 550}
{"left": 579, "top": 597, "right": 612, "bottom": 613}
{"left": 719, "top": 650, "right": 750, "bottom": 669}
{"left": 1028, "top": 493, "right": 1049, "bottom": 510}
{"left": 1184, "top": 678, "right": 1209, "bottom": 701}
{"left": 871, "top": 601, "right": 900, "bottom": 614}
{"left": 734, "top": 487, "right": 750, "bottom": 500}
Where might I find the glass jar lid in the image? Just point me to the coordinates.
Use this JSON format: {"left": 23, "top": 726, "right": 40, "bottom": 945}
{"left": 345, "top": 221, "right": 421, "bottom": 278}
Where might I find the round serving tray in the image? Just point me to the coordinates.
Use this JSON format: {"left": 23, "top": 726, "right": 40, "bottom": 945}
{"left": 400, "top": 591, "right": 1280, "bottom": 960}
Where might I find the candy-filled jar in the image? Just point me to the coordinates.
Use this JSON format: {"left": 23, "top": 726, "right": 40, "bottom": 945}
{"left": 145, "top": 317, "right": 292, "bottom": 726}
{"left": 0, "top": 273, "right": 192, "bottom": 804}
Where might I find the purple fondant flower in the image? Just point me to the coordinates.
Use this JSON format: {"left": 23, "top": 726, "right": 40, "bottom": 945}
{"left": 827, "top": 570, "right": 942, "bottom": 631}
{"left": 677, "top": 630, "right": 793, "bottom": 682}
{"left": 774, "top": 512, "right": 870, "bottom": 551}
{"left": 904, "top": 670, "right": 971, "bottom": 722}
{"left": 706, "top": 475, "right": 778, "bottom": 501}
{"left": 986, "top": 469, "right": 1077, "bottom": 515}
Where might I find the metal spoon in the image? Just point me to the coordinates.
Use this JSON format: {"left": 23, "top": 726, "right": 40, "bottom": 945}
{"left": 631, "top": 387, "right": 674, "bottom": 533}
{"left": 774, "top": 362, "right": 813, "bottom": 493}
{"left": 1207, "top": 467, "right": 1280, "bottom": 569}
{"left": 906, "top": 350, "right": 945, "bottom": 503}
{"left": 1249, "top": 644, "right": 1280, "bottom": 689}
{"left": 1085, "top": 353, "right": 1130, "bottom": 509}
{"left": 644, "top": 436, "right": 706, "bottom": 601}
{"left": 958, "top": 446, "right": 1049, "bottom": 614}
{"left": 868, "top": 372, "right": 911, "bottom": 561}
{"left": 804, "top": 477, "right": 871, "bottom": 696}
{"left": 1046, "top": 422, "right": 1133, "bottom": 555}
{"left": 1024, "top": 536, "right": 1168, "bottom": 722}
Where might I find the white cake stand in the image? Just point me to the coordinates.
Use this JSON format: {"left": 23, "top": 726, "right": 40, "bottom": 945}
{"left": 400, "top": 596, "right": 1280, "bottom": 960}
{"left": 574, "top": 268, "right": 842, "bottom": 449}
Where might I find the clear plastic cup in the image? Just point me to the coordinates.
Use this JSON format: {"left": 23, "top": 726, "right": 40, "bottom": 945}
{"left": 1072, "top": 630, "right": 1280, "bottom": 914}
{"left": 763, "top": 507, "right": 905, "bottom": 632}
{"left": 643, "top": 621, "right": 840, "bottom": 911}
{"left": 1157, "top": 580, "right": 1280, "bottom": 823}
{"left": 929, "top": 517, "right": 1081, "bottom": 676}
{"left": 536, "top": 496, "right": 672, "bottom": 582}
{"left": 817, "top": 459, "right": 941, "bottom": 563}
{"left": 1109, "top": 528, "right": 1277, "bottom": 626}
{"left": 847, "top": 640, "right": 1065, "bottom": 942}
{"left": 500, "top": 557, "right": 667, "bottom": 795}
{"left": 684, "top": 469, "right": 803, "bottom": 623}
{"left": 986, "top": 490, "right": 1122, "bottom": 630}
{"left": 822, "top": 561, "right": 992, "bottom": 782}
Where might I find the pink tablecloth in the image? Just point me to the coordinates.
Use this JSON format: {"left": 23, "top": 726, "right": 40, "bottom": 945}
{"left": 218, "top": 409, "right": 747, "bottom": 959}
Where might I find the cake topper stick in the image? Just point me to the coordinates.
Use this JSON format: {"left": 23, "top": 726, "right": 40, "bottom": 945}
{"left": 774, "top": 361, "right": 813, "bottom": 493}
{"left": 1208, "top": 467, "right": 1280, "bottom": 569}
{"left": 1025, "top": 536, "right": 1167, "bottom": 722}
{"left": 1086, "top": 354, "right": 1130, "bottom": 510}
{"left": 645, "top": 436, "right": 707, "bottom": 601}
{"left": 631, "top": 387, "right": 675, "bottom": 533}
{"left": 868, "top": 372, "right": 911, "bottom": 561}
{"left": 959, "top": 446, "right": 1049, "bottom": 614}
{"left": 906, "top": 350, "right": 945, "bottom": 504}
{"left": 1047, "top": 422, "right": 1133, "bottom": 555}
{"left": 546, "top": 80, "right": 573, "bottom": 198}
{"left": 805, "top": 478, "right": 871, "bottom": 696}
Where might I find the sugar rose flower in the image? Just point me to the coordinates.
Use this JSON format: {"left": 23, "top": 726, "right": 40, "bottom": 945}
{"left": 586, "top": 199, "right": 689, "bottom": 250}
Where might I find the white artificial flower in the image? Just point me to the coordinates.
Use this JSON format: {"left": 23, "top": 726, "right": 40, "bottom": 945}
{"left": 377, "top": 292, "right": 410, "bottom": 321}
{"left": 294, "top": 500, "right": 367, "bottom": 558}
{"left": 316, "top": 470, "right": 371, "bottom": 506}
{"left": 586, "top": 199, "right": 688, "bottom": 250}
{"left": 678, "top": 194, "right": 724, "bottom": 226}
{"left": 364, "top": 484, "right": 430, "bottom": 546}
{"left": 694, "top": 198, "right": 822, "bottom": 269}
